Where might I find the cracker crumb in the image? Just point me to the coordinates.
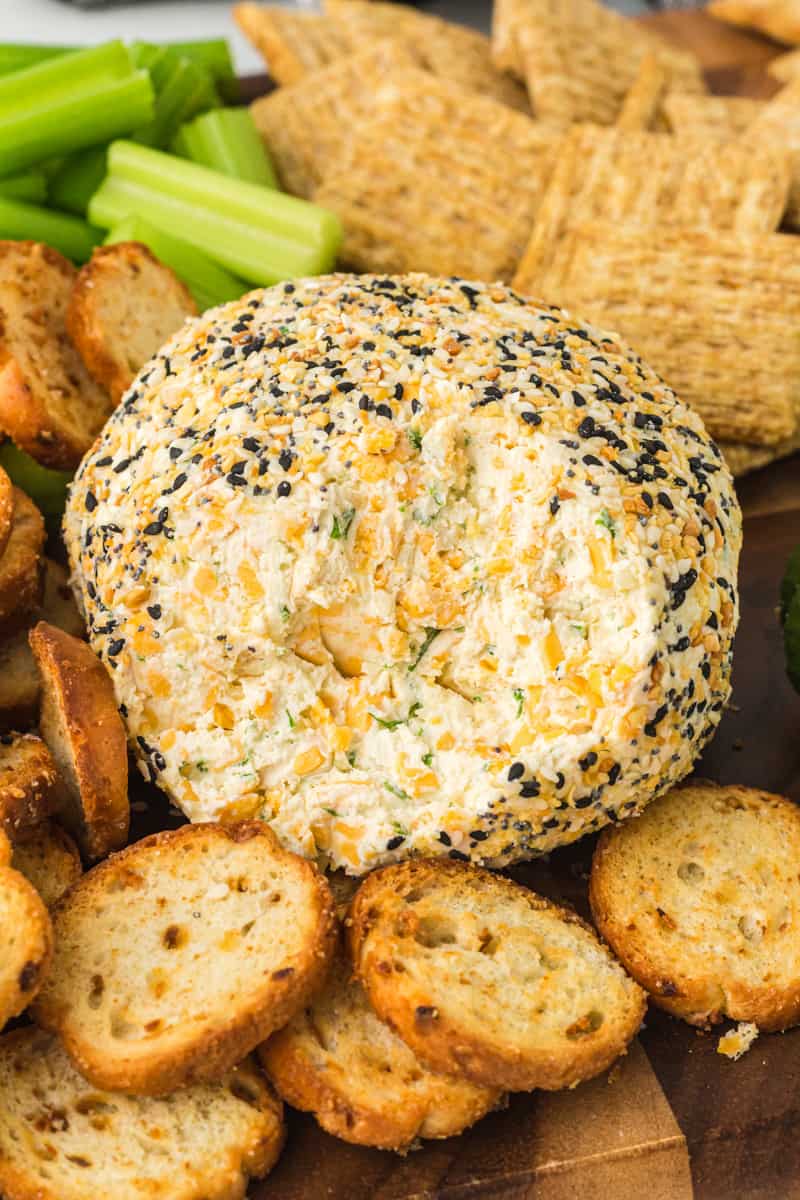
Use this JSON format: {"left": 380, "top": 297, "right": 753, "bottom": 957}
{"left": 717, "top": 1021, "right": 759, "bottom": 1060}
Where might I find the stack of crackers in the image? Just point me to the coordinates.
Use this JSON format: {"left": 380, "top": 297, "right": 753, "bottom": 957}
{"left": 235, "top": 0, "right": 800, "bottom": 478}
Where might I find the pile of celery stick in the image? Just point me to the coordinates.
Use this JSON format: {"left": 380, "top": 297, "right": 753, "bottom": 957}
{"left": 0, "top": 39, "right": 342, "bottom": 309}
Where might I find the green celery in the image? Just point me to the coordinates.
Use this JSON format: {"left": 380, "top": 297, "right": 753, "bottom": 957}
{"left": 0, "top": 170, "right": 46, "bottom": 203}
{"left": 90, "top": 142, "right": 341, "bottom": 285}
{"left": 174, "top": 108, "right": 277, "bottom": 188}
{"left": 136, "top": 57, "right": 220, "bottom": 148}
{"left": 47, "top": 147, "right": 107, "bottom": 216}
{"left": 0, "top": 441, "right": 72, "bottom": 518}
{"left": 167, "top": 40, "right": 238, "bottom": 102}
{"left": 0, "top": 196, "right": 100, "bottom": 261}
{"left": 103, "top": 215, "right": 246, "bottom": 310}
{"left": 0, "top": 43, "right": 154, "bottom": 175}
{"left": 0, "top": 44, "right": 73, "bottom": 77}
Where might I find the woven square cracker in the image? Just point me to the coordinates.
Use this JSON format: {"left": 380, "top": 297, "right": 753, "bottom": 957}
{"left": 745, "top": 79, "right": 800, "bottom": 229}
{"left": 324, "top": 0, "right": 530, "bottom": 112}
{"left": 770, "top": 48, "right": 800, "bottom": 84}
{"left": 489, "top": 0, "right": 705, "bottom": 127}
{"left": 616, "top": 54, "right": 669, "bottom": 131}
{"left": 708, "top": 0, "right": 800, "bottom": 44}
{"left": 525, "top": 221, "right": 800, "bottom": 446}
{"left": 234, "top": 5, "right": 354, "bottom": 85}
{"left": 313, "top": 70, "right": 560, "bottom": 282}
{"left": 663, "top": 93, "right": 764, "bottom": 138}
{"left": 721, "top": 434, "right": 800, "bottom": 478}
{"left": 250, "top": 41, "right": 420, "bottom": 198}
{"left": 514, "top": 126, "right": 791, "bottom": 290}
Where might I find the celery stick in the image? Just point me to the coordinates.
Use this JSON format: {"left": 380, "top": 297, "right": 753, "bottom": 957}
{"left": 0, "top": 441, "right": 71, "bottom": 518}
{"left": 104, "top": 215, "right": 246, "bottom": 310}
{"left": 0, "top": 196, "right": 100, "bottom": 262}
{"left": 0, "top": 170, "right": 46, "bottom": 203}
{"left": 47, "top": 147, "right": 107, "bottom": 216}
{"left": 174, "top": 108, "right": 277, "bottom": 188}
{"left": 0, "top": 44, "right": 73, "bottom": 77}
{"left": 93, "top": 142, "right": 341, "bottom": 282}
{"left": 167, "top": 40, "right": 238, "bottom": 102}
{"left": 0, "top": 44, "right": 154, "bottom": 175}
{"left": 136, "top": 56, "right": 220, "bottom": 149}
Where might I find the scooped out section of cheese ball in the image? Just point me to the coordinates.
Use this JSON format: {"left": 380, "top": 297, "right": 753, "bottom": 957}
{"left": 64, "top": 275, "right": 741, "bottom": 874}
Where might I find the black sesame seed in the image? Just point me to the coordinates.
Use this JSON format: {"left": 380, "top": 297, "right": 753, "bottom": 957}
{"left": 437, "top": 831, "right": 452, "bottom": 846}
{"left": 143, "top": 521, "right": 164, "bottom": 536}
{"left": 549, "top": 495, "right": 560, "bottom": 516}
{"left": 336, "top": 381, "right": 356, "bottom": 393}
{"left": 277, "top": 481, "right": 291, "bottom": 498}
{"left": 522, "top": 411, "right": 542, "bottom": 426}
{"left": 386, "top": 835, "right": 405, "bottom": 851}
{"left": 449, "top": 849, "right": 470, "bottom": 862}
{"left": 470, "top": 830, "right": 489, "bottom": 841}
{"left": 278, "top": 449, "right": 293, "bottom": 471}
{"left": 147, "top": 605, "right": 162, "bottom": 620}
{"left": 375, "top": 403, "right": 393, "bottom": 419}
{"left": 579, "top": 752, "right": 598, "bottom": 771}
{"left": 107, "top": 638, "right": 125, "bottom": 657}
{"left": 508, "top": 762, "right": 524, "bottom": 781}
{"left": 85, "top": 492, "right": 97, "bottom": 512}
{"left": 520, "top": 780, "right": 541, "bottom": 798}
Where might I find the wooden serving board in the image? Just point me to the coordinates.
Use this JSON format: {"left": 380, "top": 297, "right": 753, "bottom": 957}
{"left": 202, "top": 10, "right": 800, "bottom": 1198}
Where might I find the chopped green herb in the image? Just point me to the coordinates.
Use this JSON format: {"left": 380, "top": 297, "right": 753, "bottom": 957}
{"left": 409, "top": 627, "right": 441, "bottom": 671}
{"left": 345, "top": 749, "right": 357, "bottom": 767}
{"left": 596, "top": 508, "right": 616, "bottom": 538}
{"left": 368, "top": 700, "right": 423, "bottom": 730}
{"left": 330, "top": 507, "right": 355, "bottom": 540}
{"left": 280, "top": 605, "right": 290, "bottom": 621}
{"left": 322, "top": 806, "right": 339, "bottom": 817}
{"left": 391, "top": 820, "right": 410, "bottom": 836}
{"left": 570, "top": 623, "right": 588, "bottom": 638}
{"left": 384, "top": 781, "right": 410, "bottom": 801}
{"left": 286, "top": 708, "right": 295, "bottom": 728}
{"left": 513, "top": 687, "right": 525, "bottom": 717}
{"left": 407, "top": 428, "right": 423, "bottom": 451}
{"left": 422, "top": 751, "right": 433, "bottom": 767}
{"left": 482, "top": 643, "right": 496, "bottom": 656}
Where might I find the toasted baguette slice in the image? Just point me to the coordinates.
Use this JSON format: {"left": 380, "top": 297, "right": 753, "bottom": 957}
{"left": 12, "top": 820, "right": 82, "bottom": 906}
{"left": 0, "top": 465, "right": 13, "bottom": 562}
{"left": 0, "top": 242, "right": 112, "bottom": 470}
{"left": 0, "top": 827, "right": 9, "bottom": 866}
{"left": 348, "top": 859, "right": 646, "bottom": 1092}
{"left": 0, "top": 863, "right": 53, "bottom": 1027}
{"left": 67, "top": 243, "right": 197, "bottom": 405}
{"left": 0, "top": 730, "right": 59, "bottom": 841}
{"left": 33, "top": 821, "right": 337, "bottom": 1095}
{"left": 261, "top": 949, "right": 502, "bottom": 1150}
{"left": 0, "top": 488, "right": 45, "bottom": 632}
{"left": 0, "top": 1029, "right": 284, "bottom": 1200}
{"left": 0, "top": 560, "right": 86, "bottom": 733}
{"left": 30, "top": 621, "right": 128, "bottom": 859}
{"left": 590, "top": 782, "right": 800, "bottom": 1032}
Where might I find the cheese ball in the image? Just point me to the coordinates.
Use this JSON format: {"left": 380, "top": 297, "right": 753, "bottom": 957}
{"left": 64, "top": 275, "right": 741, "bottom": 874}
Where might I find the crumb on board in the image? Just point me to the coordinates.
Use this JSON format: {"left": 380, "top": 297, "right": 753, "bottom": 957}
{"left": 717, "top": 1021, "right": 759, "bottom": 1060}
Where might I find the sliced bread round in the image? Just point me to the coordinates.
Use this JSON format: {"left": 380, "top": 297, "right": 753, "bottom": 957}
{"left": 0, "top": 730, "right": 59, "bottom": 841}
{"left": 12, "top": 820, "right": 82, "bottom": 907}
{"left": 0, "top": 1028, "right": 284, "bottom": 1200}
{"left": 347, "top": 859, "right": 646, "bottom": 1092}
{"left": 29, "top": 620, "right": 129, "bottom": 859}
{"left": 590, "top": 782, "right": 800, "bottom": 1030}
{"left": 0, "top": 465, "right": 13, "bottom": 562}
{"left": 0, "top": 488, "right": 45, "bottom": 632}
{"left": 33, "top": 821, "right": 337, "bottom": 1095}
{"left": 0, "top": 863, "right": 53, "bottom": 1027}
{"left": 67, "top": 241, "right": 197, "bottom": 404}
{"left": 260, "top": 948, "right": 502, "bottom": 1150}
{"left": 0, "top": 827, "right": 9, "bottom": 866}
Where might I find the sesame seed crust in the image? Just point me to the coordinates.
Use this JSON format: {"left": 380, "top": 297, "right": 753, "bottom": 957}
{"left": 64, "top": 274, "right": 741, "bottom": 875}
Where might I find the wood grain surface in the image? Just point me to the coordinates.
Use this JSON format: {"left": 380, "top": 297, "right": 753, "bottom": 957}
{"left": 191, "top": 12, "right": 800, "bottom": 1198}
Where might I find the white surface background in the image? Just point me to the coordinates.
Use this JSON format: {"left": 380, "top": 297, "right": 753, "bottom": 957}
{"left": 0, "top": 0, "right": 278, "bottom": 73}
